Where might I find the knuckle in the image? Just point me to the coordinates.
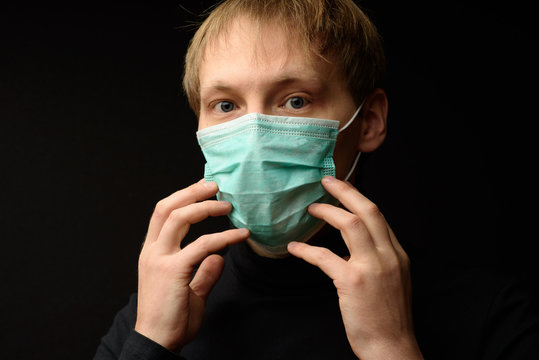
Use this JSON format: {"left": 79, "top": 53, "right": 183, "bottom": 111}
{"left": 377, "top": 256, "right": 405, "bottom": 281}
{"left": 140, "top": 238, "right": 148, "bottom": 251}
{"left": 138, "top": 253, "right": 149, "bottom": 269}
{"left": 386, "top": 258, "right": 402, "bottom": 275}
{"left": 343, "top": 215, "right": 364, "bottom": 231}
{"left": 364, "top": 202, "right": 382, "bottom": 217}
{"left": 154, "top": 199, "right": 172, "bottom": 218}
{"left": 167, "top": 208, "right": 185, "bottom": 222}
{"left": 139, "top": 253, "right": 168, "bottom": 273}
{"left": 345, "top": 271, "right": 365, "bottom": 287}
{"left": 194, "top": 234, "right": 212, "bottom": 252}
{"left": 401, "top": 252, "right": 411, "bottom": 269}
{"left": 345, "top": 255, "right": 409, "bottom": 288}
{"left": 189, "top": 281, "right": 203, "bottom": 294}
{"left": 359, "top": 260, "right": 384, "bottom": 278}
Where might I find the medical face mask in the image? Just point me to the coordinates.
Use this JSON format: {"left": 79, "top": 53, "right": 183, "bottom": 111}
{"left": 196, "top": 104, "right": 363, "bottom": 256}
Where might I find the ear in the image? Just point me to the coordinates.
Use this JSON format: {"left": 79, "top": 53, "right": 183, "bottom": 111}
{"left": 357, "top": 88, "right": 388, "bottom": 152}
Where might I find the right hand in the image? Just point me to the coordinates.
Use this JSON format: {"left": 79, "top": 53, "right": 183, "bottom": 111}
{"left": 134, "top": 179, "right": 250, "bottom": 352}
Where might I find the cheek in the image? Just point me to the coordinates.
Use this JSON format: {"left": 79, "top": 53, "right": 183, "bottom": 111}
{"left": 197, "top": 115, "right": 210, "bottom": 130}
{"left": 333, "top": 130, "right": 360, "bottom": 180}
{"left": 332, "top": 142, "right": 348, "bottom": 180}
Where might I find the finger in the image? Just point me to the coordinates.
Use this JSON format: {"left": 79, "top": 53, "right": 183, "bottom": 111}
{"left": 321, "top": 176, "right": 393, "bottom": 250}
{"left": 308, "top": 203, "right": 377, "bottom": 256}
{"left": 287, "top": 241, "right": 347, "bottom": 281}
{"left": 189, "top": 254, "right": 225, "bottom": 301}
{"left": 179, "top": 228, "right": 250, "bottom": 268}
{"left": 157, "top": 200, "right": 232, "bottom": 253}
{"left": 386, "top": 223, "right": 408, "bottom": 264}
{"left": 146, "top": 179, "right": 219, "bottom": 244}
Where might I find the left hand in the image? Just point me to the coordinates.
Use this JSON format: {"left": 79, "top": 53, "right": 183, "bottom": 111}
{"left": 287, "top": 176, "right": 423, "bottom": 359}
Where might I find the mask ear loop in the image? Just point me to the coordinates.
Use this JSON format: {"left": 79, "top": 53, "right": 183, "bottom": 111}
{"left": 344, "top": 152, "right": 361, "bottom": 181}
{"left": 338, "top": 99, "right": 365, "bottom": 181}
{"left": 338, "top": 102, "right": 364, "bottom": 133}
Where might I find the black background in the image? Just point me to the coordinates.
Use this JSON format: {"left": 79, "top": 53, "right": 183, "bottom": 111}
{"left": 1, "top": 1, "right": 537, "bottom": 359}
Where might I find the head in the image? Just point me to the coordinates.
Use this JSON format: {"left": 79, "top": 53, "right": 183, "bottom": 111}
{"left": 184, "top": 0, "right": 387, "bottom": 179}
{"left": 184, "top": 0, "right": 388, "bottom": 256}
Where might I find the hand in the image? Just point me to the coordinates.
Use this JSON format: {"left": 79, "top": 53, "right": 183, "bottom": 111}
{"left": 134, "top": 179, "right": 250, "bottom": 352}
{"left": 287, "top": 176, "right": 423, "bottom": 359}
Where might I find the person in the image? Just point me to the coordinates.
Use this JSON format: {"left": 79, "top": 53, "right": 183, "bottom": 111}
{"left": 94, "top": 1, "right": 539, "bottom": 359}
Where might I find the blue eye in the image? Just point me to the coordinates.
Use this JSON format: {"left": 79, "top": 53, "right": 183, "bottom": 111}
{"left": 214, "top": 101, "right": 235, "bottom": 113}
{"left": 285, "top": 96, "right": 307, "bottom": 109}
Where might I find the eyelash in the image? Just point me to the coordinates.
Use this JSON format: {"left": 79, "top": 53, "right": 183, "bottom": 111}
{"left": 210, "top": 95, "right": 312, "bottom": 114}
{"left": 284, "top": 96, "right": 310, "bottom": 110}
{"left": 212, "top": 101, "right": 235, "bottom": 113}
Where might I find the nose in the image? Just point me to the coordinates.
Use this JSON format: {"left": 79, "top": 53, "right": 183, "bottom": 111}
{"left": 245, "top": 98, "right": 271, "bottom": 116}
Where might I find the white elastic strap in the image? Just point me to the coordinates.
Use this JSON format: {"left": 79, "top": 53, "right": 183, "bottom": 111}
{"left": 338, "top": 100, "right": 365, "bottom": 133}
{"left": 339, "top": 99, "right": 365, "bottom": 181}
{"left": 344, "top": 152, "right": 361, "bottom": 181}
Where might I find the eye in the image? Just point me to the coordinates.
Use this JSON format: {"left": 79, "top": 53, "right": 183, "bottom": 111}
{"left": 213, "top": 101, "right": 235, "bottom": 113}
{"left": 285, "top": 96, "right": 308, "bottom": 110}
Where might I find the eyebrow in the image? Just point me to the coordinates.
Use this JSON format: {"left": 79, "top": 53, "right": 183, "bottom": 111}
{"left": 200, "top": 74, "right": 327, "bottom": 96}
{"left": 201, "top": 83, "right": 234, "bottom": 92}
{"left": 274, "top": 75, "right": 327, "bottom": 91}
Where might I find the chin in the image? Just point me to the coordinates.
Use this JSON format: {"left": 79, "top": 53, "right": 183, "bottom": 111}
{"left": 246, "top": 238, "right": 292, "bottom": 259}
{"left": 245, "top": 221, "right": 327, "bottom": 259}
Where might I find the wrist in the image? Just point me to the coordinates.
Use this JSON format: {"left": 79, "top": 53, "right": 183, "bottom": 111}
{"left": 134, "top": 322, "right": 183, "bottom": 353}
{"left": 353, "top": 335, "right": 423, "bottom": 360}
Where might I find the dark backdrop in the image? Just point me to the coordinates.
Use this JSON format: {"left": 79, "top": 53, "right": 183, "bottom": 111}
{"left": 1, "top": 1, "right": 537, "bottom": 359}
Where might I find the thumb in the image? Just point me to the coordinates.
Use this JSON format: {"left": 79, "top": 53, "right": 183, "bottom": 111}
{"left": 189, "top": 254, "right": 225, "bottom": 301}
{"left": 182, "top": 255, "right": 224, "bottom": 347}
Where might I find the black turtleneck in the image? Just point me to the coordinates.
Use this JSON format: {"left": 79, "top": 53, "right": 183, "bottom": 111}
{"left": 94, "top": 226, "right": 539, "bottom": 360}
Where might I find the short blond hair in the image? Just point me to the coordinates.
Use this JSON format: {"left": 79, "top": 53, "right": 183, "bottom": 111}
{"left": 183, "top": 0, "right": 385, "bottom": 116}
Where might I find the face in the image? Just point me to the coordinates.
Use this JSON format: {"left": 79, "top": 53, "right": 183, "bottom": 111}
{"left": 197, "top": 16, "right": 362, "bottom": 179}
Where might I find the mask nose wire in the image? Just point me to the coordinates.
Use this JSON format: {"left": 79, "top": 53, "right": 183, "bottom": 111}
{"left": 337, "top": 99, "right": 365, "bottom": 181}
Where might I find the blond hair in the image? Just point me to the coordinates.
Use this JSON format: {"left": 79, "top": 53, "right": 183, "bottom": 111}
{"left": 183, "top": 0, "right": 385, "bottom": 116}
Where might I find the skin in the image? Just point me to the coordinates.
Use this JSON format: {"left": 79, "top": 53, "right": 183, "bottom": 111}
{"left": 135, "top": 16, "right": 423, "bottom": 359}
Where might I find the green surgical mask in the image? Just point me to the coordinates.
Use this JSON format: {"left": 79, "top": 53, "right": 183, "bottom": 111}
{"left": 196, "top": 105, "right": 363, "bottom": 256}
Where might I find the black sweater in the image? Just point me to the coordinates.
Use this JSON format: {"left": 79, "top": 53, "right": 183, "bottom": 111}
{"left": 95, "top": 229, "right": 539, "bottom": 359}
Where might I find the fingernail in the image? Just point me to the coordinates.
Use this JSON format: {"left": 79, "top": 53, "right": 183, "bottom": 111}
{"left": 239, "top": 228, "right": 250, "bottom": 236}
{"left": 204, "top": 180, "right": 218, "bottom": 189}
{"left": 308, "top": 203, "right": 320, "bottom": 211}
{"left": 287, "top": 241, "right": 298, "bottom": 250}
{"left": 322, "top": 175, "right": 336, "bottom": 184}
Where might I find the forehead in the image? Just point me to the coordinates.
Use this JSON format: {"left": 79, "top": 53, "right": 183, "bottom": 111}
{"left": 199, "top": 16, "right": 336, "bottom": 89}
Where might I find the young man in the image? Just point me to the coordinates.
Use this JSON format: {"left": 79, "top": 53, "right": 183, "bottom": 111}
{"left": 95, "top": 1, "right": 539, "bottom": 359}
